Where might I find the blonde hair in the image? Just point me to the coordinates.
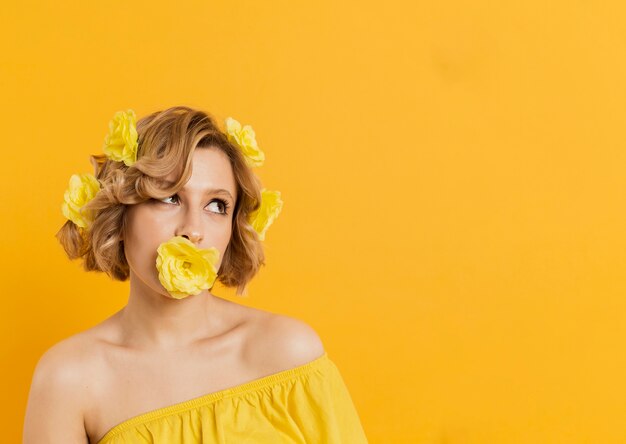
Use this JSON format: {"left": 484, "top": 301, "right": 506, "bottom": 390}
{"left": 56, "top": 105, "right": 265, "bottom": 296}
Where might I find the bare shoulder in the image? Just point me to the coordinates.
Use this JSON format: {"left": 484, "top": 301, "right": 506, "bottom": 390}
{"left": 244, "top": 309, "right": 326, "bottom": 373}
{"left": 23, "top": 333, "right": 93, "bottom": 443}
{"left": 33, "top": 329, "right": 99, "bottom": 377}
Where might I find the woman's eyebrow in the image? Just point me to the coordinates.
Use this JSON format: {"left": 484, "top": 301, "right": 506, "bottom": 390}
{"left": 180, "top": 186, "right": 234, "bottom": 200}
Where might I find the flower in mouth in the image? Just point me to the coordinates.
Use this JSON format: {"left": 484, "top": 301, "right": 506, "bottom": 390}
{"left": 155, "top": 236, "right": 220, "bottom": 299}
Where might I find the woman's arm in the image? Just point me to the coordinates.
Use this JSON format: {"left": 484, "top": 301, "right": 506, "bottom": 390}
{"left": 23, "top": 344, "right": 89, "bottom": 444}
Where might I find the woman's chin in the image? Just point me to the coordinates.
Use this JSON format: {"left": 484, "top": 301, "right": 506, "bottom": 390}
{"left": 162, "top": 289, "right": 204, "bottom": 300}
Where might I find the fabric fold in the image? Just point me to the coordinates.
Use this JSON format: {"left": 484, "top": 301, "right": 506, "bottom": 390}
{"left": 96, "top": 352, "right": 368, "bottom": 444}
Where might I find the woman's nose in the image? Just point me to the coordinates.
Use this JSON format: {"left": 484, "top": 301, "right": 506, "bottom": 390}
{"left": 180, "top": 232, "right": 203, "bottom": 244}
{"left": 176, "top": 208, "right": 204, "bottom": 244}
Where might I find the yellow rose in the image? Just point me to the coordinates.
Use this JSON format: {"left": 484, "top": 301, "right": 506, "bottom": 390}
{"left": 155, "top": 236, "right": 220, "bottom": 299}
{"left": 102, "top": 109, "right": 138, "bottom": 166}
{"left": 249, "top": 188, "right": 283, "bottom": 241}
{"left": 61, "top": 173, "right": 101, "bottom": 228}
{"left": 225, "top": 117, "right": 265, "bottom": 167}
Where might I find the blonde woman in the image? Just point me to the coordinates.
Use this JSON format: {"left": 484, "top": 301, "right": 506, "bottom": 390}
{"left": 23, "top": 106, "right": 368, "bottom": 443}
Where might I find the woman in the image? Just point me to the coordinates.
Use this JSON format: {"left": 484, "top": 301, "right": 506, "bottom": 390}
{"left": 23, "top": 106, "right": 368, "bottom": 443}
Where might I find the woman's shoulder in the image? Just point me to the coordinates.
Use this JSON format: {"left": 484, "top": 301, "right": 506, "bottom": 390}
{"left": 28, "top": 327, "right": 107, "bottom": 420}
{"left": 32, "top": 328, "right": 97, "bottom": 377}
{"left": 25, "top": 331, "right": 99, "bottom": 442}
{"left": 30, "top": 312, "right": 127, "bottom": 384}
{"left": 242, "top": 306, "right": 327, "bottom": 374}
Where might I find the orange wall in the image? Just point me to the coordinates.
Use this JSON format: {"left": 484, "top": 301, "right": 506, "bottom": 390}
{"left": 3, "top": 1, "right": 626, "bottom": 442}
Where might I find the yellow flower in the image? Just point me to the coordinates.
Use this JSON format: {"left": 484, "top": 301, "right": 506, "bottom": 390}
{"left": 249, "top": 189, "right": 283, "bottom": 241}
{"left": 61, "top": 173, "right": 101, "bottom": 228}
{"left": 225, "top": 117, "right": 265, "bottom": 167}
{"left": 102, "top": 109, "right": 138, "bottom": 166}
{"left": 155, "top": 236, "right": 220, "bottom": 299}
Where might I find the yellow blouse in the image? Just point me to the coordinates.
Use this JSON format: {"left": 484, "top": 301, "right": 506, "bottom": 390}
{"left": 96, "top": 352, "right": 368, "bottom": 443}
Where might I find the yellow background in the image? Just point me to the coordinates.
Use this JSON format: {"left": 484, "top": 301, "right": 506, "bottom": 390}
{"left": 2, "top": 1, "right": 626, "bottom": 442}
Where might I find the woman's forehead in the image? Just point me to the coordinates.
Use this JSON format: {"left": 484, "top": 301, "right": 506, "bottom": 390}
{"left": 165, "top": 149, "right": 236, "bottom": 197}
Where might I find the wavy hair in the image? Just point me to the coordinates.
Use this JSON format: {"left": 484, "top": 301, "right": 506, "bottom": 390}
{"left": 55, "top": 106, "right": 265, "bottom": 296}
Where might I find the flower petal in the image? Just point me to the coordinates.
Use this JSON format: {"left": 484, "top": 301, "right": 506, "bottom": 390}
{"left": 61, "top": 173, "right": 101, "bottom": 228}
{"left": 224, "top": 116, "right": 265, "bottom": 168}
{"left": 248, "top": 188, "right": 283, "bottom": 241}
{"left": 102, "top": 109, "right": 138, "bottom": 166}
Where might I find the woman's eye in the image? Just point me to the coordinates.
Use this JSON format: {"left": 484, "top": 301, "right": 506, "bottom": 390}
{"left": 208, "top": 199, "right": 228, "bottom": 215}
{"left": 160, "top": 195, "right": 179, "bottom": 204}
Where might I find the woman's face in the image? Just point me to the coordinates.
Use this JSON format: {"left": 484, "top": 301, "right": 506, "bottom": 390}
{"left": 122, "top": 147, "right": 237, "bottom": 299}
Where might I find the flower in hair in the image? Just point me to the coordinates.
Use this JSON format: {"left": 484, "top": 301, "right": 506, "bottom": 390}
{"left": 102, "top": 109, "right": 138, "bottom": 166}
{"left": 156, "top": 236, "right": 220, "bottom": 299}
{"left": 225, "top": 117, "right": 265, "bottom": 167}
{"left": 248, "top": 189, "right": 283, "bottom": 241}
{"left": 61, "top": 173, "right": 101, "bottom": 228}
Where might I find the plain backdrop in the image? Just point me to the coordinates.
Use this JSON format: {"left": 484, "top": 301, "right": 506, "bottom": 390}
{"left": 2, "top": 1, "right": 626, "bottom": 443}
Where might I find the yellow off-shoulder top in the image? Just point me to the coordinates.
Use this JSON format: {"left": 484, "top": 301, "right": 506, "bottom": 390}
{"left": 95, "top": 352, "right": 368, "bottom": 443}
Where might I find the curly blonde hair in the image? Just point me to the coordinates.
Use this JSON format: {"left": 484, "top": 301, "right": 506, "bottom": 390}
{"left": 56, "top": 106, "right": 266, "bottom": 296}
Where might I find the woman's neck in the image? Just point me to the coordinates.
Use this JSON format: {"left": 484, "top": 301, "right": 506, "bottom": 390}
{"left": 117, "top": 274, "right": 225, "bottom": 351}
